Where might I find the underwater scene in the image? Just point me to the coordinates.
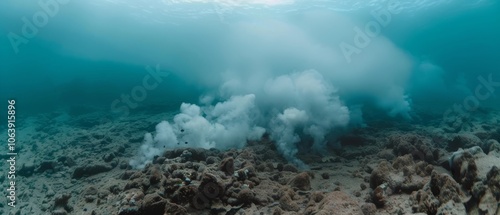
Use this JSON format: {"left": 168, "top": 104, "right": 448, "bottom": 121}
{"left": 1, "top": 0, "right": 500, "bottom": 214}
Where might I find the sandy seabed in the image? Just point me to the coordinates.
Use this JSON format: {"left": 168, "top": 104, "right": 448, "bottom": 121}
{"left": 1, "top": 108, "right": 500, "bottom": 215}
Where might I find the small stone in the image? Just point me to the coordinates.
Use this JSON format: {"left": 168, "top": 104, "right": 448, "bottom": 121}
{"left": 277, "top": 163, "right": 284, "bottom": 172}
{"left": 288, "top": 172, "right": 311, "bottom": 191}
{"left": 361, "top": 203, "right": 377, "bottom": 215}
{"left": 360, "top": 183, "right": 367, "bottom": 190}
{"left": 237, "top": 189, "right": 257, "bottom": 205}
{"left": 372, "top": 186, "right": 386, "bottom": 208}
{"left": 219, "top": 157, "right": 234, "bottom": 175}
{"left": 321, "top": 173, "right": 330, "bottom": 179}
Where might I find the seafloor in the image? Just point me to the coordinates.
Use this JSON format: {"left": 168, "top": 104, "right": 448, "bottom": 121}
{"left": 1, "top": 107, "right": 500, "bottom": 215}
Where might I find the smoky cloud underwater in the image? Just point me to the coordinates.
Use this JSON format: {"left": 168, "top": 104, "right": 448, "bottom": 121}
{"left": 1, "top": 0, "right": 498, "bottom": 169}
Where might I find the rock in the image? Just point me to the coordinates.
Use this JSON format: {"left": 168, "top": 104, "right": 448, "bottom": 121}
{"left": 147, "top": 167, "right": 162, "bottom": 185}
{"left": 390, "top": 133, "right": 436, "bottom": 162}
{"left": 315, "top": 191, "right": 363, "bottom": 215}
{"left": 448, "top": 134, "right": 482, "bottom": 151}
{"left": 279, "top": 195, "right": 300, "bottom": 212}
{"left": 139, "top": 193, "right": 167, "bottom": 215}
{"left": 487, "top": 139, "right": 500, "bottom": 154}
{"left": 377, "top": 149, "right": 396, "bottom": 161}
{"left": 72, "top": 162, "right": 113, "bottom": 179}
{"left": 449, "top": 151, "right": 478, "bottom": 190}
{"left": 165, "top": 178, "right": 183, "bottom": 194}
{"left": 360, "top": 183, "right": 367, "bottom": 190}
{"left": 277, "top": 163, "right": 284, "bottom": 172}
{"left": 119, "top": 161, "right": 129, "bottom": 169}
{"left": 309, "top": 192, "right": 324, "bottom": 203}
{"left": 410, "top": 189, "right": 440, "bottom": 214}
{"left": 58, "top": 156, "right": 76, "bottom": 167}
{"left": 83, "top": 186, "right": 98, "bottom": 203}
{"left": 164, "top": 148, "right": 208, "bottom": 162}
{"left": 237, "top": 189, "right": 257, "bottom": 205}
{"left": 18, "top": 161, "right": 36, "bottom": 177}
{"left": 53, "top": 193, "right": 72, "bottom": 213}
{"left": 103, "top": 153, "right": 115, "bottom": 162}
{"left": 372, "top": 185, "right": 386, "bottom": 208}
{"left": 471, "top": 182, "right": 487, "bottom": 200}
{"left": 110, "top": 184, "right": 122, "bottom": 195}
{"left": 171, "top": 169, "right": 188, "bottom": 180}
{"left": 219, "top": 157, "right": 234, "bottom": 175}
{"left": 486, "top": 166, "right": 500, "bottom": 199}
{"left": 471, "top": 147, "right": 500, "bottom": 182}
{"left": 198, "top": 173, "right": 225, "bottom": 199}
{"left": 415, "top": 161, "right": 434, "bottom": 177}
{"left": 369, "top": 161, "right": 394, "bottom": 189}
{"left": 436, "top": 200, "right": 466, "bottom": 215}
{"left": 121, "top": 171, "right": 136, "bottom": 180}
{"left": 124, "top": 178, "right": 150, "bottom": 191}
{"left": 273, "top": 207, "right": 285, "bottom": 215}
{"left": 171, "top": 185, "right": 197, "bottom": 204}
{"left": 164, "top": 202, "right": 187, "bottom": 215}
{"left": 180, "top": 150, "right": 192, "bottom": 162}
{"left": 289, "top": 172, "right": 311, "bottom": 191}
{"left": 205, "top": 156, "right": 219, "bottom": 165}
{"left": 429, "top": 171, "right": 464, "bottom": 204}
{"left": 36, "top": 160, "right": 58, "bottom": 173}
{"left": 392, "top": 154, "right": 414, "bottom": 170}
{"left": 410, "top": 171, "right": 465, "bottom": 214}
{"left": 400, "top": 178, "right": 427, "bottom": 194}
{"left": 98, "top": 189, "right": 111, "bottom": 202}
{"left": 235, "top": 169, "right": 249, "bottom": 181}
{"left": 321, "top": 173, "right": 330, "bottom": 179}
{"left": 120, "top": 189, "right": 145, "bottom": 207}
{"left": 250, "top": 180, "right": 283, "bottom": 205}
{"left": 361, "top": 203, "right": 377, "bottom": 215}
{"left": 47, "top": 189, "right": 56, "bottom": 197}
{"left": 283, "top": 164, "right": 299, "bottom": 173}
{"left": 478, "top": 189, "right": 499, "bottom": 215}
{"left": 237, "top": 149, "right": 258, "bottom": 162}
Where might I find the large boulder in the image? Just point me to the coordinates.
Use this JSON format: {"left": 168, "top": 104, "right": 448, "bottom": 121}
{"left": 410, "top": 171, "right": 465, "bottom": 215}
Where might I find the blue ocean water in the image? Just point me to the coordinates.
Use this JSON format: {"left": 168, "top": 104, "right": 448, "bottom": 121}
{"left": 0, "top": 0, "right": 499, "bottom": 165}
{"left": 0, "top": 0, "right": 498, "bottom": 160}
{"left": 1, "top": 0, "right": 498, "bottom": 116}
{"left": 1, "top": 1, "right": 500, "bottom": 214}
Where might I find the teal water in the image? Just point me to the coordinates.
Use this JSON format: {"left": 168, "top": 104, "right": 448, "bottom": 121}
{"left": 1, "top": 3, "right": 500, "bottom": 214}
{"left": 1, "top": 0, "right": 499, "bottom": 111}
{"left": 0, "top": 0, "right": 499, "bottom": 166}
